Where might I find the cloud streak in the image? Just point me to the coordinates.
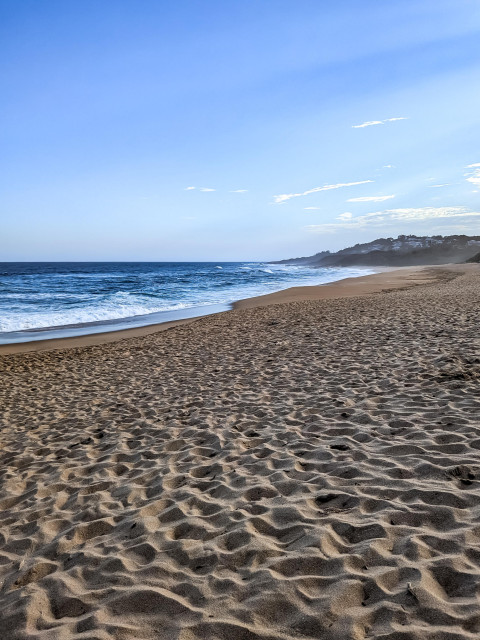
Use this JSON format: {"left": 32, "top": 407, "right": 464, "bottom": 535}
{"left": 184, "top": 186, "right": 216, "bottom": 192}
{"left": 352, "top": 117, "right": 408, "bottom": 129}
{"left": 305, "top": 206, "right": 480, "bottom": 234}
{"left": 272, "top": 180, "right": 373, "bottom": 204}
{"left": 347, "top": 195, "right": 395, "bottom": 203}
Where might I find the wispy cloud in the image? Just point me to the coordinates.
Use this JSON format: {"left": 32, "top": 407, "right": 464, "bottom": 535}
{"left": 465, "top": 163, "right": 480, "bottom": 186}
{"left": 353, "top": 120, "right": 383, "bottom": 128}
{"left": 230, "top": 189, "right": 248, "bottom": 193}
{"left": 337, "top": 212, "right": 353, "bottom": 220}
{"left": 428, "top": 184, "right": 450, "bottom": 188}
{"left": 185, "top": 186, "right": 216, "bottom": 192}
{"left": 347, "top": 195, "right": 395, "bottom": 203}
{"left": 305, "top": 206, "right": 480, "bottom": 234}
{"left": 304, "top": 206, "right": 321, "bottom": 210}
{"left": 352, "top": 117, "right": 408, "bottom": 129}
{"left": 272, "top": 180, "right": 373, "bottom": 204}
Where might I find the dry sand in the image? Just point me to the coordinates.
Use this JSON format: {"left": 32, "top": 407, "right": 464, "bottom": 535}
{"left": 1, "top": 264, "right": 480, "bottom": 639}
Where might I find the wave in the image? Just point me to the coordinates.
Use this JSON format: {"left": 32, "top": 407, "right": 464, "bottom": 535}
{"left": 0, "top": 299, "right": 198, "bottom": 333}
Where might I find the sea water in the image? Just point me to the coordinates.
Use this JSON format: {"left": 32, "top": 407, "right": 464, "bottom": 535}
{"left": 0, "top": 262, "right": 373, "bottom": 343}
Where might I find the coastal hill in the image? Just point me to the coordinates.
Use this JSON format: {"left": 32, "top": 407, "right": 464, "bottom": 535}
{"left": 274, "top": 234, "right": 480, "bottom": 267}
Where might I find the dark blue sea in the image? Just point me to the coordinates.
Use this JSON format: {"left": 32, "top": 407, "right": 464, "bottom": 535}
{"left": 0, "top": 262, "right": 373, "bottom": 343}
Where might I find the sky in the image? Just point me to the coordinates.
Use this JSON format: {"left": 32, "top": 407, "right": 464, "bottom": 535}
{"left": 1, "top": 0, "right": 480, "bottom": 261}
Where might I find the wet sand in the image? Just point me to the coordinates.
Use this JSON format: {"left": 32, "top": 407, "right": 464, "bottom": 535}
{"left": 1, "top": 263, "right": 480, "bottom": 639}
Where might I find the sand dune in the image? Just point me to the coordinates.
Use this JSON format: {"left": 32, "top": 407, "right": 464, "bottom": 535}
{"left": 1, "top": 265, "right": 480, "bottom": 639}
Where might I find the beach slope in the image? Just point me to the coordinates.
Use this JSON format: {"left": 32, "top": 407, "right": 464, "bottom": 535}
{"left": 1, "top": 264, "right": 480, "bottom": 639}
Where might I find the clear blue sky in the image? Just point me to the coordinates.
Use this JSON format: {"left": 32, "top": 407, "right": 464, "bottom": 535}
{"left": 2, "top": 0, "right": 480, "bottom": 261}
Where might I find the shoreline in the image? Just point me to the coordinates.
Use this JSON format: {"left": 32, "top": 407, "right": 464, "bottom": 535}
{"left": 0, "top": 265, "right": 378, "bottom": 351}
{"left": 1, "top": 262, "right": 480, "bottom": 639}
{"left": 0, "top": 264, "right": 461, "bottom": 355}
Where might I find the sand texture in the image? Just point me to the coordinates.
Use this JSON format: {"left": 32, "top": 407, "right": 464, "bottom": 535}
{"left": 1, "top": 265, "right": 480, "bottom": 639}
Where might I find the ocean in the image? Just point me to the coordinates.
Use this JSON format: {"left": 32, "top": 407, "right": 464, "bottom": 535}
{"left": 0, "top": 262, "right": 373, "bottom": 343}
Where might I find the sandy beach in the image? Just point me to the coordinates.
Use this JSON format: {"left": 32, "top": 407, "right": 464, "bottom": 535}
{"left": 1, "top": 263, "right": 480, "bottom": 639}
{"left": 0, "top": 266, "right": 438, "bottom": 356}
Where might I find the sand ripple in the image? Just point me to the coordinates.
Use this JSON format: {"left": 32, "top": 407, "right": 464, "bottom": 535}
{"left": 1, "top": 267, "right": 480, "bottom": 639}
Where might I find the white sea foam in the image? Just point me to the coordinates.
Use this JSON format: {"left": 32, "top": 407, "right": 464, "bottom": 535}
{"left": 0, "top": 300, "right": 196, "bottom": 333}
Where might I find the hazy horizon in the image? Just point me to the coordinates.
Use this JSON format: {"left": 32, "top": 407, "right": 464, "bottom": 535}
{"left": 2, "top": 1, "right": 480, "bottom": 261}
